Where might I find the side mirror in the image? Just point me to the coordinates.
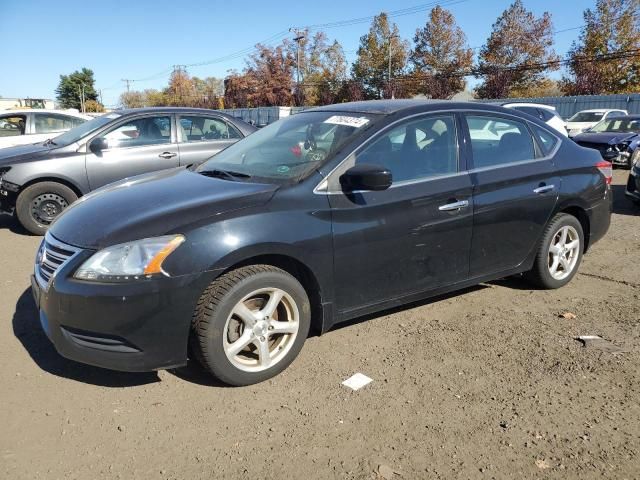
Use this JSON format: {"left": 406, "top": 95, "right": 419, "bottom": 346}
{"left": 340, "top": 164, "right": 392, "bottom": 192}
{"left": 89, "top": 137, "right": 108, "bottom": 153}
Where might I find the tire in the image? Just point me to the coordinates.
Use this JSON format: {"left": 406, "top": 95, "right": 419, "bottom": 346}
{"left": 190, "top": 265, "right": 311, "bottom": 386}
{"left": 15, "top": 182, "right": 78, "bottom": 236}
{"left": 525, "top": 213, "right": 584, "bottom": 289}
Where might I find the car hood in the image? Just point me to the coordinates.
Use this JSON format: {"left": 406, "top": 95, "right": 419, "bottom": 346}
{"left": 573, "top": 131, "right": 639, "bottom": 145}
{"left": 0, "top": 143, "right": 56, "bottom": 166}
{"left": 49, "top": 168, "right": 279, "bottom": 249}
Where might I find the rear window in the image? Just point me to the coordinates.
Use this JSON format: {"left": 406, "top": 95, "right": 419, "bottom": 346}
{"left": 532, "top": 125, "right": 559, "bottom": 156}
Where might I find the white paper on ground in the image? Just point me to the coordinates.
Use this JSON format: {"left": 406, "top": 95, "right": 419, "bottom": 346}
{"left": 342, "top": 373, "right": 373, "bottom": 391}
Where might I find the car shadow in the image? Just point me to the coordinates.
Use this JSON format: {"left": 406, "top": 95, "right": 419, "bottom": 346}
{"left": 0, "top": 213, "right": 30, "bottom": 235}
{"left": 12, "top": 288, "right": 160, "bottom": 388}
{"left": 611, "top": 182, "right": 639, "bottom": 216}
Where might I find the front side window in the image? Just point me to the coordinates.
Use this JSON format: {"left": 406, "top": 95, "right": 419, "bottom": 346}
{"left": 34, "top": 113, "right": 85, "bottom": 134}
{"left": 198, "top": 111, "right": 377, "bottom": 182}
{"left": 354, "top": 115, "right": 458, "bottom": 183}
{"left": 466, "top": 115, "right": 535, "bottom": 168}
{"left": 99, "top": 116, "right": 172, "bottom": 149}
{"left": 179, "top": 116, "right": 241, "bottom": 142}
{"left": 0, "top": 115, "right": 26, "bottom": 137}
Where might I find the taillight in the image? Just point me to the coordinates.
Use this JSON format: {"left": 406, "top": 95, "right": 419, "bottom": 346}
{"left": 595, "top": 160, "right": 612, "bottom": 185}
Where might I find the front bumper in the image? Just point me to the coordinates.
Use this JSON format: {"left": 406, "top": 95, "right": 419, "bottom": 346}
{"left": 626, "top": 166, "right": 640, "bottom": 203}
{"left": 31, "top": 244, "right": 211, "bottom": 372}
{"left": 0, "top": 187, "right": 17, "bottom": 214}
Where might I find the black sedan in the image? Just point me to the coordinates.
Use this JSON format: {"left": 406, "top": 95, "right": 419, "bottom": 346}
{"left": 573, "top": 114, "right": 640, "bottom": 169}
{"left": 31, "top": 100, "right": 612, "bottom": 386}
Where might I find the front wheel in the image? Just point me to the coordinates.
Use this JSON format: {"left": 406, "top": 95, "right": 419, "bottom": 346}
{"left": 525, "top": 213, "right": 584, "bottom": 289}
{"left": 190, "top": 265, "right": 311, "bottom": 386}
{"left": 15, "top": 182, "right": 78, "bottom": 235}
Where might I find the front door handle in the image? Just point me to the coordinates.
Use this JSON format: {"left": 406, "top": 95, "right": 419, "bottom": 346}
{"left": 533, "top": 184, "right": 555, "bottom": 194}
{"left": 159, "top": 151, "right": 177, "bottom": 159}
{"left": 438, "top": 200, "right": 469, "bottom": 211}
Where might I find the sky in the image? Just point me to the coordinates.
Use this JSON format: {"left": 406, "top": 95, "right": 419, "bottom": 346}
{"left": 0, "top": 0, "right": 596, "bottom": 107}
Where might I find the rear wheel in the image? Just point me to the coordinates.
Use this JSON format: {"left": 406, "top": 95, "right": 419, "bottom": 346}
{"left": 15, "top": 182, "right": 78, "bottom": 235}
{"left": 525, "top": 213, "right": 584, "bottom": 289}
{"left": 190, "top": 265, "right": 310, "bottom": 386}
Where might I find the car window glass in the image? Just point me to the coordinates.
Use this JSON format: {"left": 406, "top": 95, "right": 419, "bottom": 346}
{"left": 0, "top": 115, "right": 27, "bottom": 137}
{"left": 100, "top": 116, "right": 171, "bottom": 149}
{"left": 532, "top": 125, "right": 558, "bottom": 156}
{"left": 513, "top": 106, "right": 541, "bottom": 119}
{"left": 466, "top": 115, "right": 535, "bottom": 168}
{"left": 538, "top": 109, "right": 555, "bottom": 122}
{"left": 180, "top": 116, "right": 241, "bottom": 142}
{"left": 354, "top": 115, "right": 457, "bottom": 183}
{"left": 34, "top": 114, "right": 85, "bottom": 134}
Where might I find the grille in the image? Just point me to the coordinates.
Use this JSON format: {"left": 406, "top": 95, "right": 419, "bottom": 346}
{"left": 35, "top": 233, "right": 81, "bottom": 289}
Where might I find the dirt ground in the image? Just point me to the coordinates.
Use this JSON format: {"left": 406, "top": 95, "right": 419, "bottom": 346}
{"left": 1, "top": 170, "right": 638, "bottom": 480}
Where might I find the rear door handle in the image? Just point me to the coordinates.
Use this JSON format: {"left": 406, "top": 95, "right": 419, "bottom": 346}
{"left": 159, "top": 152, "right": 177, "bottom": 159}
{"left": 438, "top": 200, "right": 469, "bottom": 211}
{"left": 533, "top": 184, "right": 555, "bottom": 194}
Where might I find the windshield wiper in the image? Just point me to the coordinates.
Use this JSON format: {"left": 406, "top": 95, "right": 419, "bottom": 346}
{"left": 200, "top": 169, "right": 251, "bottom": 181}
{"left": 43, "top": 138, "right": 57, "bottom": 147}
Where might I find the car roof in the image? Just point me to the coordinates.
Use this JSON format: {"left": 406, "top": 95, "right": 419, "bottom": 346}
{"left": 116, "top": 107, "right": 235, "bottom": 116}
{"left": 305, "top": 99, "right": 525, "bottom": 116}
{"left": 0, "top": 109, "right": 90, "bottom": 118}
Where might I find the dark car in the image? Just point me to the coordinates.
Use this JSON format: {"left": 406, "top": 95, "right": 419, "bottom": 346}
{"left": 573, "top": 114, "right": 640, "bottom": 169}
{"left": 625, "top": 148, "right": 640, "bottom": 204}
{"left": 0, "top": 107, "right": 256, "bottom": 235}
{"left": 30, "top": 100, "right": 612, "bottom": 386}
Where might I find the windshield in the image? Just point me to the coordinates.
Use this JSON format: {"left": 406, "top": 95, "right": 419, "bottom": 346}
{"left": 569, "top": 112, "right": 604, "bottom": 122}
{"left": 589, "top": 117, "right": 640, "bottom": 133}
{"left": 52, "top": 113, "right": 122, "bottom": 145}
{"left": 198, "top": 111, "right": 378, "bottom": 181}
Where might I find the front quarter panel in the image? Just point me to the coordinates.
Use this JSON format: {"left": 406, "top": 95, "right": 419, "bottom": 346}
{"left": 162, "top": 174, "right": 334, "bottom": 303}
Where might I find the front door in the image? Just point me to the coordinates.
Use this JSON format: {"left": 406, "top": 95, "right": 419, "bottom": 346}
{"left": 463, "top": 113, "right": 560, "bottom": 277}
{"left": 327, "top": 113, "right": 473, "bottom": 315}
{"left": 86, "top": 114, "right": 179, "bottom": 190}
{"left": 176, "top": 115, "right": 243, "bottom": 166}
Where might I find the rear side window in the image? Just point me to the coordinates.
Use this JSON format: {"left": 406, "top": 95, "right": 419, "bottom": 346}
{"left": 465, "top": 115, "right": 535, "bottom": 168}
{"left": 513, "top": 106, "right": 542, "bottom": 120}
{"left": 34, "top": 113, "right": 85, "bottom": 134}
{"left": 538, "top": 109, "right": 556, "bottom": 122}
{"left": 179, "top": 116, "right": 242, "bottom": 142}
{"left": 531, "top": 125, "right": 559, "bottom": 156}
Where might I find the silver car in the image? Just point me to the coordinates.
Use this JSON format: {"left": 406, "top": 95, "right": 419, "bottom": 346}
{"left": 0, "top": 107, "right": 256, "bottom": 234}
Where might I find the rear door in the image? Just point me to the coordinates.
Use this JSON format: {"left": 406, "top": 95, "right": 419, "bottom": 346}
{"left": 463, "top": 113, "right": 561, "bottom": 277}
{"left": 328, "top": 113, "right": 473, "bottom": 314}
{"left": 85, "top": 114, "right": 179, "bottom": 189}
{"left": 176, "top": 114, "right": 243, "bottom": 166}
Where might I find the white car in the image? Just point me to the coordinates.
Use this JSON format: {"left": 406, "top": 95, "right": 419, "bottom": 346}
{"left": 502, "top": 102, "right": 567, "bottom": 136}
{"left": 565, "top": 109, "right": 628, "bottom": 138}
{"left": 0, "top": 109, "right": 91, "bottom": 149}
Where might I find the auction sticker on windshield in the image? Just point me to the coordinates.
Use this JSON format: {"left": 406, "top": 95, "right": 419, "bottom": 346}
{"left": 324, "top": 115, "right": 370, "bottom": 128}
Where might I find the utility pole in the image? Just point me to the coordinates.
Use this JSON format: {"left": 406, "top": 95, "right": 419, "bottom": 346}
{"left": 387, "top": 33, "right": 399, "bottom": 99}
{"left": 77, "top": 83, "right": 86, "bottom": 113}
{"left": 290, "top": 28, "right": 306, "bottom": 104}
{"left": 121, "top": 79, "right": 132, "bottom": 92}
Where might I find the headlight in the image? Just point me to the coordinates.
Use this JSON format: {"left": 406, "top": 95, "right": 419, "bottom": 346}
{"left": 632, "top": 149, "right": 640, "bottom": 168}
{"left": 74, "top": 235, "right": 184, "bottom": 281}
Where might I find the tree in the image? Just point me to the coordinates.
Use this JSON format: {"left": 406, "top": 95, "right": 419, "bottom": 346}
{"left": 288, "top": 31, "right": 348, "bottom": 105}
{"left": 55, "top": 68, "right": 98, "bottom": 109}
{"left": 163, "top": 69, "right": 197, "bottom": 106}
{"left": 119, "top": 90, "right": 146, "bottom": 108}
{"left": 409, "top": 6, "right": 473, "bottom": 98}
{"left": 83, "top": 99, "right": 104, "bottom": 113}
{"left": 475, "top": 1, "right": 559, "bottom": 99}
{"left": 352, "top": 13, "right": 409, "bottom": 99}
{"left": 561, "top": 0, "right": 640, "bottom": 95}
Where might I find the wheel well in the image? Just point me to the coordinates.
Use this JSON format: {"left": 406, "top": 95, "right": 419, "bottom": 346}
{"left": 223, "top": 254, "right": 324, "bottom": 335}
{"left": 560, "top": 206, "right": 590, "bottom": 252}
{"left": 19, "top": 177, "right": 83, "bottom": 199}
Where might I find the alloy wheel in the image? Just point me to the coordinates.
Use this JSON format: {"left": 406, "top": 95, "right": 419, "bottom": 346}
{"left": 547, "top": 225, "right": 580, "bottom": 280}
{"left": 223, "top": 287, "right": 300, "bottom": 372}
